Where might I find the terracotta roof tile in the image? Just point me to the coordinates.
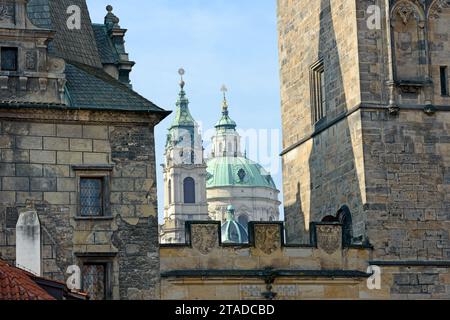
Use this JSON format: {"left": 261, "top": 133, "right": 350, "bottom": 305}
{"left": 0, "top": 260, "right": 55, "bottom": 300}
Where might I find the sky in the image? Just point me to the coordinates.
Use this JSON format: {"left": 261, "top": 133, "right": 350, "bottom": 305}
{"left": 87, "top": 0, "right": 283, "bottom": 223}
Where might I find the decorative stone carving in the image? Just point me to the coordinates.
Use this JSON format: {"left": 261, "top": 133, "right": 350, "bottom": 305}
{"left": 0, "top": 3, "right": 14, "bottom": 24}
{"left": 429, "top": 0, "right": 450, "bottom": 19}
{"left": 48, "top": 57, "right": 66, "bottom": 74}
{"left": 254, "top": 224, "right": 281, "bottom": 255}
{"left": 397, "top": 3, "right": 415, "bottom": 24}
{"left": 316, "top": 224, "right": 341, "bottom": 255}
{"left": 25, "top": 51, "right": 37, "bottom": 71}
{"left": 191, "top": 224, "right": 218, "bottom": 255}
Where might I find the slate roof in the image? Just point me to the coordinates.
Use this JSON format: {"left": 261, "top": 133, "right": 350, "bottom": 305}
{"left": 92, "top": 24, "right": 119, "bottom": 65}
{"left": 0, "top": 259, "right": 55, "bottom": 300}
{"left": 65, "top": 62, "right": 167, "bottom": 113}
{"left": 23, "top": 0, "right": 170, "bottom": 116}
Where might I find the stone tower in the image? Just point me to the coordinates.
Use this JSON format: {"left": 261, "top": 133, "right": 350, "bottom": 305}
{"left": 278, "top": 0, "right": 450, "bottom": 298}
{"left": 160, "top": 70, "right": 209, "bottom": 244}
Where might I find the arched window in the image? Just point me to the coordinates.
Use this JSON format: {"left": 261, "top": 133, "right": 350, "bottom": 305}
{"left": 238, "top": 215, "right": 249, "bottom": 229}
{"left": 183, "top": 177, "right": 195, "bottom": 204}
{"left": 168, "top": 179, "right": 172, "bottom": 204}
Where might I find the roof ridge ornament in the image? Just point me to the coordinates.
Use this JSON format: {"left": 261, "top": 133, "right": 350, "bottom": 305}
{"left": 105, "top": 5, "right": 120, "bottom": 30}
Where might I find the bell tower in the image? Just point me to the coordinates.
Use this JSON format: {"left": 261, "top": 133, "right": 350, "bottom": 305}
{"left": 160, "top": 69, "right": 209, "bottom": 244}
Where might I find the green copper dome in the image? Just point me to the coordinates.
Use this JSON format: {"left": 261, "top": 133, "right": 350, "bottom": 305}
{"left": 221, "top": 206, "right": 248, "bottom": 244}
{"left": 206, "top": 156, "right": 276, "bottom": 189}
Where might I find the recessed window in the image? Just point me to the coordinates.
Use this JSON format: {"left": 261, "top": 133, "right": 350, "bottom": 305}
{"left": 82, "top": 263, "right": 107, "bottom": 300}
{"left": 440, "top": 66, "right": 448, "bottom": 96}
{"left": 80, "top": 178, "right": 104, "bottom": 217}
{"left": 310, "top": 59, "right": 326, "bottom": 124}
{"left": 183, "top": 177, "right": 195, "bottom": 204}
{"left": 1, "top": 47, "right": 18, "bottom": 71}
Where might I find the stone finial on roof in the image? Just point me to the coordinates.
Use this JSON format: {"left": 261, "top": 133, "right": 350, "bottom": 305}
{"left": 105, "top": 5, "right": 120, "bottom": 30}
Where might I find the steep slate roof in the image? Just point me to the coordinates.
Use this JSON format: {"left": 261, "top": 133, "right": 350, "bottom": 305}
{"left": 65, "top": 62, "right": 166, "bottom": 112}
{"left": 0, "top": 260, "right": 55, "bottom": 300}
{"left": 25, "top": 0, "right": 169, "bottom": 115}
{"left": 92, "top": 24, "right": 119, "bottom": 65}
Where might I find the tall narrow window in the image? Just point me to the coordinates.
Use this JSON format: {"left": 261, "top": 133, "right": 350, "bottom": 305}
{"left": 440, "top": 66, "right": 448, "bottom": 96}
{"left": 1, "top": 47, "right": 18, "bottom": 71}
{"left": 310, "top": 60, "right": 326, "bottom": 124}
{"left": 168, "top": 179, "right": 172, "bottom": 204}
{"left": 80, "top": 178, "right": 103, "bottom": 216}
{"left": 183, "top": 177, "right": 195, "bottom": 204}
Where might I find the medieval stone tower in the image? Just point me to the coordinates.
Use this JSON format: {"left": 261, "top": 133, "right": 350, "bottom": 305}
{"left": 278, "top": 0, "right": 450, "bottom": 297}
{"left": 160, "top": 71, "right": 209, "bottom": 244}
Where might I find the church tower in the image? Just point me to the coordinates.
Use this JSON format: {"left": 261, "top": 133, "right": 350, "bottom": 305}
{"left": 160, "top": 69, "right": 209, "bottom": 244}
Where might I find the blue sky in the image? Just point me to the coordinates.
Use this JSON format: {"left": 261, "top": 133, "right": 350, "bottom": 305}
{"left": 87, "top": 0, "right": 283, "bottom": 223}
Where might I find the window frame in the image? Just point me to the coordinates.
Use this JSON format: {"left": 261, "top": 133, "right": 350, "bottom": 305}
{"left": 76, "top": 253, "right": 115, "bottom": 300}
{"left": 310, "top": 59, "right": 326, "bottom": 126}
{"left": 1, "top": 47, "right": 19, "bottom": 72}
{"left": 73, "top": 165, "right": 113, "bottom": 220}
{"left": 183, "top": 177, "right": 196, "bottom": 204}
{"left": 440, "top": 66, "right": 448, "bottom": 96}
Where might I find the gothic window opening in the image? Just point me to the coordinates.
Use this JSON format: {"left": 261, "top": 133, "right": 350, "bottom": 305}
{"left": 1, "top": 47, "right": 18, "bottom": 71}
{"left": 310, "top": 60, "right": 326, "bottom": 124}
{"left": 80, "top": 178, "right": 104, "bottom": 216}
{"left": 183, "top": 177, "right": 195, "bottom": 204}
{"left": 440, "top": 66, "right": 448, "bottom": 96}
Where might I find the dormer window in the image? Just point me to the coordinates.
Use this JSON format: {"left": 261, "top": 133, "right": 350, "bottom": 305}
{"left": 1, "top": 47, "right": 18, "bottom": 71}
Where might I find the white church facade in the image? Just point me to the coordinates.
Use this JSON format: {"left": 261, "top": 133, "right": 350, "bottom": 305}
{"left": 160, "top": 71, "right": 280, "bottom": 244}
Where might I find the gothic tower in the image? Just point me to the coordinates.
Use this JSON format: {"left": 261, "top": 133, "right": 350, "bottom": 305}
{"left": 278, "top": 0, "right": 450, "bottom": 298}
{"left": 160, "top": 70, "right": 209, "bottom": 244}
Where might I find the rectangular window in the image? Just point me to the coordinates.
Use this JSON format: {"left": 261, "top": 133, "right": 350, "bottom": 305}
{"left": 80, "top": 178, "right": 104, "bottom": 217}
{"left": 310, "top": 60, "right": 326, "bottom": 124}
{"left": 440, "top": 66, "right": 448, "bottom": 96}
{"left": 82, "top": 263, "right": 107, "bottom": 300}
{"left": 1, "top": 47, "right": 18, "bottom": 71}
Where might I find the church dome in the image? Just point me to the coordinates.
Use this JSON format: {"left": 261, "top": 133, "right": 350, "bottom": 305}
{"left": 221, "top": 206, "right": 248, "bottom": 244}
{"left": 206, "top": 156, "right": 276, "bottom": 189}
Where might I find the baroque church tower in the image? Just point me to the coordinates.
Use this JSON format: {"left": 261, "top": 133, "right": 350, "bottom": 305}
{"left": 160, "top": 70, "right": 209, "bottom": 244}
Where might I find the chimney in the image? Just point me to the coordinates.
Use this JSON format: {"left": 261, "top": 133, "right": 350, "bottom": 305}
{"left": 16, "top": 207, "right": 41, "bottom": 276}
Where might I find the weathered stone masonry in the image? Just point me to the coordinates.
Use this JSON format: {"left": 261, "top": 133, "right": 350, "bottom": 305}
{"left": 0, "top": 109, "right": 163, "bottom": 299}
{"left": 278, "top": 0, "right": 450, "bottom": 298}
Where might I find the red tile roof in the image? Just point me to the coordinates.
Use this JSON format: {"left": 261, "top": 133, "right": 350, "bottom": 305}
{"left": 0, "top": 259, "right": 55, "bottom": 300}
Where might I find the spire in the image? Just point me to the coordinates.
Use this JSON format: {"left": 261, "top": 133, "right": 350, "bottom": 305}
{"left": 215, "top": 85, "right": 237, "bottom": 130}
{"left": 177, "top": 68, "right": 188, "bottom": 105}
{"left": 221, "top": 85, "right": 229, "bottom": 116}
{"left": 169, "top": 68, "right": 196, "bottom": 129}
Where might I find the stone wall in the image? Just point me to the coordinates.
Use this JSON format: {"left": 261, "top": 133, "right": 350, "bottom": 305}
{"left": 278, "top": 0, "right": 366, "bottom": 243}
{"left": 161, "top": 221, "right": 376, "bottom": 300}
{"left": 278, "top": 0, "right": 450, "bottom": 298}
{"left": 0, "top": 108, "right": 160, "bottom": 300}
{"left": 161, "top": 221, "right": 450, "bottom": 299}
